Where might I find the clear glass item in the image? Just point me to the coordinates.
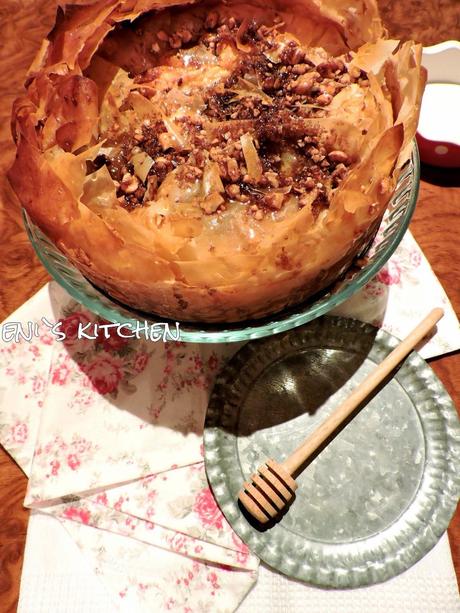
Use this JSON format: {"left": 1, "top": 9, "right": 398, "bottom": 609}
{"left": 23, "top": 146, "right": 420, "bottom": 344}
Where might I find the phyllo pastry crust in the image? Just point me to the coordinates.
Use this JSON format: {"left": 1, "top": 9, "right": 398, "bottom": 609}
{"left": 9, "top": 0, "right": 425, "bottom": 322}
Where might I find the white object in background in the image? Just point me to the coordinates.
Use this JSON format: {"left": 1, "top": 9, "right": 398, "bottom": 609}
{"left": 239, "top": 534, "right": 460, "bottom": 613}
{"left": 418, "top": 83, "right": 460, "bottom": 145}
{"left": 18, "top": 513, "right": 460, "bottom": 613}
{"left": 417, "top": 40, "right": 460, "bottom": 167}
{"left": 422, "top": 40, "right": 460, "bottom": 84}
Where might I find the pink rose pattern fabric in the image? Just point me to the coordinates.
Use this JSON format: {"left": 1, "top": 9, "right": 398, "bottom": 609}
{"left": 0, "top": 284, "right": 257, "bottom": 611}
{"left": 0, "top": 288, "right": 55, "bottom": 475}
{"left": 54, "top": 305, "right": 154, "bottom": 399}
{"left": 40, "top": 456, "right": 255, "bottom": 575}
{"left": 58, "top": 515, "right": 257, "bottom": 613}
{"left": 79, "top": 461, "right": 252, "bottom": 562}
{"left": 194, "top": 487, "right": 224, "bottom": 530}
{"left": 48, "top": 490, "right": 254, "bottom": 572}
{"left": 33, "top": 434, "right": 99, "bottom": 485}
{"left": 59, "top": 312, "right": 92, "bottom": 347}
{"left": 25, "top": 287, "right": 233, "bottom": 505}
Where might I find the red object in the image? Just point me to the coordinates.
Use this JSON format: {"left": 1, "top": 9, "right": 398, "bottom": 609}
{"left": 417, "top": 132, "right": 460, "bottom": 168}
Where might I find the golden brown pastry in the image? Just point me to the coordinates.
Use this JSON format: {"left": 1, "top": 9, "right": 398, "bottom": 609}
{"left": 8, "top": 0, "right": 425, "bottom": 322}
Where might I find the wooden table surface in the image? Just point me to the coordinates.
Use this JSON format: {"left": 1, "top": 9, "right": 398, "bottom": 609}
{"left": 0, "top": 1, "right": 459, "bottom": 611}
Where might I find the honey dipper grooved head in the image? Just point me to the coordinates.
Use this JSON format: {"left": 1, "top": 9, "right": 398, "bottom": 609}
{"left": 238, "top": 460, "right": 298, "bottom": 524}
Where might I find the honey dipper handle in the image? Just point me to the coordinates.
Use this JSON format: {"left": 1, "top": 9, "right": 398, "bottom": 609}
{"left": 282, "top": 308, "right": 445, "bottom": 476}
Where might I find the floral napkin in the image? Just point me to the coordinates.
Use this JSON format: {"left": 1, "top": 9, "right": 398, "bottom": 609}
{"left": 0, "top": 229, "right": 459, "bottom": 612}
{"left": 24, "top": 283, "right": 234, "bottom": 505}
{"left": 19, "top": 511, "right": 255, "bottom": 613}
{"left": 0, "top": 284, "right": 257, "bottom": 611}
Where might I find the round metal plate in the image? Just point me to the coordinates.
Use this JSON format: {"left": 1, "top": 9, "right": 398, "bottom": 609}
{"left": 204, "top": 316, "right": 460, "bottom": 588}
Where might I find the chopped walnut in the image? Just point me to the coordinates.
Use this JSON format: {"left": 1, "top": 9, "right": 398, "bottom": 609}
{"left": 281, "top": 42, "right": 305, "bottom": 65}
{"left": 265, "top": 172, "right": 280, "bottom": 188}
{"left": 159, "top": 133, "right": 177, "bottom": 151}
{"left": 316, "top": 93, "right": 333, "bottom": 106}
{"left": 120, "top": 173, "right": 139, "bottom": 194}
{"left": 332, "top": 163, "right": 347, "bottom": 181}
{"left": 349, "top": 65, "right": 362, "bottom": 79}
{"left": 134, "top": 128, "right": 144, "bottom": 142}
{"left": 317, "top": 59, "right": 345, "bottom": 77}
{"left": 227, "top": 158, "right": 241, "bottom": 181}
{"left": 291, "top": 72, "right": 320, "bottom": 95}
{"left": 292, "top": 64, "right": 309, "bottom": 75}
{"left": 226, "top": 184, "right": 240, "bottom": 199}
{"left": 264, "top": 192, "right": 286, "bottom": 210}
{"left": 328, "top": 150, "right": 349, "bottom": 164}
{"left": 201, "top": 193, "right": 224, "bottom": 214}
{"left": 183, "top": 166, "right": 203, "bottom": 181}
{"left": 321, "top": 82, "right": 338, "bottom": 96}
{"left": 155, "top": 156, "right": 169, "bottom": 170}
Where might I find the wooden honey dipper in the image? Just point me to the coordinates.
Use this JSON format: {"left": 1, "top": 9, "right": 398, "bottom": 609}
{"left": 238, "top": 308, "right": 444, "bottom": 524}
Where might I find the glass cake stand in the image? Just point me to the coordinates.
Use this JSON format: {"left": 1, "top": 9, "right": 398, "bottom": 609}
{"left": 23, "top": 146, "right": 420, "bottom": 344}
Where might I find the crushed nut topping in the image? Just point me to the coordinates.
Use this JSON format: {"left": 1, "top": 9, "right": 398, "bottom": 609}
{"left": 120, "top": 172, "right": 139, "bottom": 194}
{"left": 94, "top": 8, "right": 367, "bottom": 216}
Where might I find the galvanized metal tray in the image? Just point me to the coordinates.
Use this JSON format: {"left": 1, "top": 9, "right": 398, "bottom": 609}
{"left": 204, "top": 316, "right": 460, "bottom": 588}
